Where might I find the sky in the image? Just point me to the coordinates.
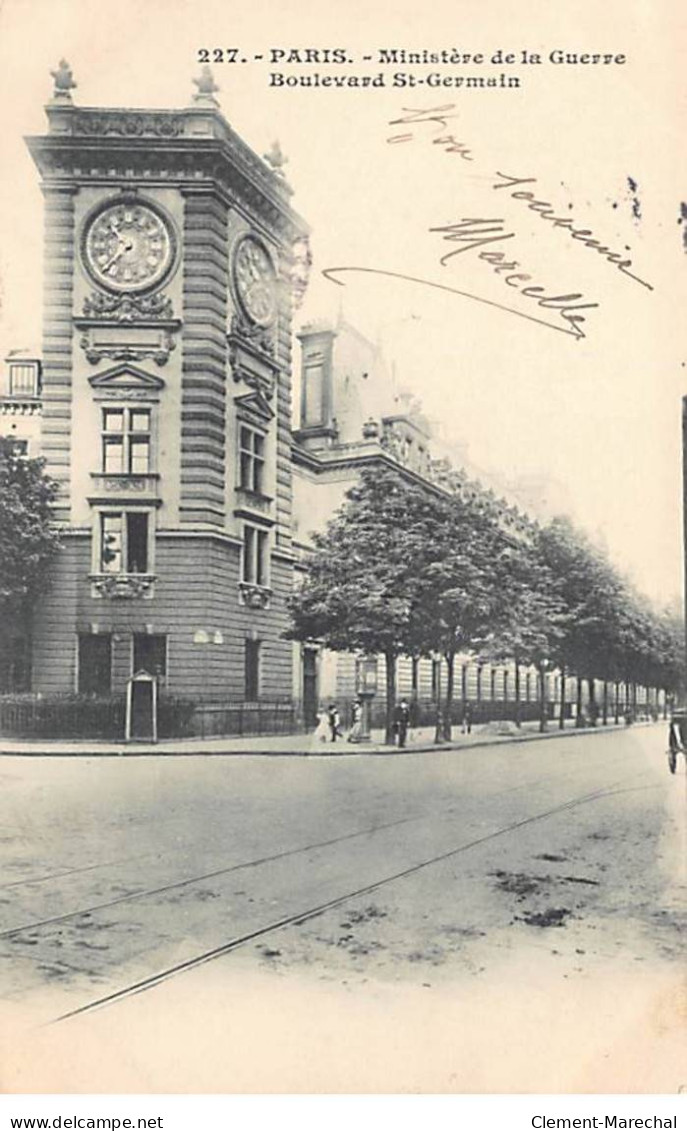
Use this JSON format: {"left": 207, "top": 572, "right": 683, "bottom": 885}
{"left": 0, "top": 0, "right": 685, "bottom": 605}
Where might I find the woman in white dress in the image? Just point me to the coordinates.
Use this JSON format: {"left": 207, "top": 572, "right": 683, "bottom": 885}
{"left": 310, "top": 709, "right": 330, "bottom": 753}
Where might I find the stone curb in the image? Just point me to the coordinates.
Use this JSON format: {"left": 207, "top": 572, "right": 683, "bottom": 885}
{"left": 0, "top": 721, "right": 656, "bottom": 759}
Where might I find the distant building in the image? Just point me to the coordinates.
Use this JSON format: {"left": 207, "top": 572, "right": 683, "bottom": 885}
{"left": 0, "top": 350, "right": 43, "bottom": 457}
{"left": 290, "top": 318, "right": 536, "bottom": 724}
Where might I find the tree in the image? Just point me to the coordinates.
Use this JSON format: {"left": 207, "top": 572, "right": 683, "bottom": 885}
{"left": 485, "top": 531, "right": 567, "bottom": 731}
{"left": 409, "top": 490, "right": 518, "bottom": 739}
{"left": 536, "top": 517, "right": 626, "bottom": 725}
{"left": 0, "top": 439, "right": 60, "bottom": 690}
{"left": 287, "top": 467, "right": 432, "bottom": 741}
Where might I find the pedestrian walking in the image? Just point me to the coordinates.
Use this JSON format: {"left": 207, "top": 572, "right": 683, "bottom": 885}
{"left": 394, "top": 699, "right": 411, "bottom": 748}
{"left": 310, "top": 709, "right": 330, "bottom": 753}
{"left": 461, "top": 704, "right": 473, "bottom": 735}
{"left": 347, "top": 699, "right": 363, "bottom": 743}
{"left": 327, "top": 703, "right": 342, "bottom": 743}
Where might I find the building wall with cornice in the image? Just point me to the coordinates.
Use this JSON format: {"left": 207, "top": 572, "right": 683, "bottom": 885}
{"left": 25, "top": 72, "right": 308, "bottom": 702}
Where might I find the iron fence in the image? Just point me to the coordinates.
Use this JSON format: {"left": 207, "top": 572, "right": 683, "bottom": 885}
{"left": 191, "top": 700, "right": 304, "bottom": 738}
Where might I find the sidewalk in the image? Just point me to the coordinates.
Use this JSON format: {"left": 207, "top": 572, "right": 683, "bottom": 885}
{"left": 0, "top": 718, "right": 657, "bottom": 757}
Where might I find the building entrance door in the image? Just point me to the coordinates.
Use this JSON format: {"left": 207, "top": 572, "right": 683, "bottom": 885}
{"left": 126, "top": 671, "right": 158, "bottom": 742}
{"left": 302, "top": 649, "right": 318, "bottom": 729}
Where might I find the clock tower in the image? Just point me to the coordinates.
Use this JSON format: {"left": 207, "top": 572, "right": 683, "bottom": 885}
{"left": 26, "top": 63, "right": 309, "bottom": 707}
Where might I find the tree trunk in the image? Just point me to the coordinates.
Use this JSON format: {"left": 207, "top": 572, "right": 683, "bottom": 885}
{"left": 588, "top": 677, "right": 597, "bottom": 726}
{"left": 539, "top": 661, "right": 548, "bottom": 733}
{"left": 576, "top": 675, "right": 584, "bottom": 727}
{"left": 514, "top": 658, "right": 521, "bottom": 728}
{"left": 384, "top": 649, "right": 397, "bottom": 744}
{"left": 614, "top": 681, "right": 620, "bottom": 724}
{"left": 461, "top": 662, "right": 468, "bottom": 713}
{"left": 443, "top": 652, "right": 456, "bottom": 740}
{"left": 559, "top": 665, "right": 566, "bottom": 729}
{"left": 602, "top": 680, "right": 608, "bottom": 726}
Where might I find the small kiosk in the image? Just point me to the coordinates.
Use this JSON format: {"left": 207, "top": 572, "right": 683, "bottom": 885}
{"left": 126, "top": 669, "right": 158, "bottom": 743}
{"left": 355, "top": 656, "right": 378, "bottom": 743}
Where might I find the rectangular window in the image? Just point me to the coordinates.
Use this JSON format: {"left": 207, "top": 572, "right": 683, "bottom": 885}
{"left": 101, "top": 407, "right": 150, "bottom": 475}
{"left": 78, "top": 634, "right": 112, "bottom": 694}
{"left": 9, "top": 363, "right": 39, "bottom": 397}
{"left": 245, "top": 639, "right": 261, "bottom": 701}
{"left": 133, "top": 634, "right": 167, "bottom": 681}
{"left": 100, "top": 512, "right": 149, "bottom": 574}
{"left": 242, "top": 525, "right": 268, "bottom": 586}
{"left": 239, "top": 425, "right": 265, "bottom": 494}
{"left": 303, "top": 364, "right": 324, "bottom": 425}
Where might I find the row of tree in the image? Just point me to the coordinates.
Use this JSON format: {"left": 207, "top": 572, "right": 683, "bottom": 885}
{"left": 288, "top": 466, "right": 684, "bottom": 741}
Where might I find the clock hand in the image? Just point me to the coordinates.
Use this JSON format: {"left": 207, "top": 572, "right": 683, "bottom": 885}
{"left": 101, "top": 238, "right": 134, "bottom": 273}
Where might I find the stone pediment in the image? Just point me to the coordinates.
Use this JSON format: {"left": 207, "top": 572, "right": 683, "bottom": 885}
{"left": 88, "top": 363, "right": 165, "bottom": 394}
{"left": 234, "top": 389, "right": 274, "bottom": 422}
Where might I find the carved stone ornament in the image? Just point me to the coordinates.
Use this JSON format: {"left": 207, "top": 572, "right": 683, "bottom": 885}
{"left": 91, "top": 574, "right": 155, "bottom": 600}
{"left": 289, "top": 236, "right": 312, "bottom": 311}
{"left": 362, "top": 417, "right": 380, "bottom": 439}
{"left": 90, "top": 475, "right": 153, "bottom": 495}
{"left": 51, "top": 60, "right": 76, "bottom": 99}
{"left": 229, "top": 312, "right": 275, "bottom": 356}
{"left": 82, "top": 291, "right": 175, "bottom": 323}
{"left": 263, "top": 140, "right": 289, "bottom": 179}
{"left": 79, "top": 330, "right": 176, "bottom": 367}
{"left": 77, "top": 292, "right": 180, "bottom": 367}
{"left": 238, "top": 582, "right": 272, "bottom": 610}
{"left": 192, "top": 66, "right": 221, "bottom": 105}
{"left": 73, "top": 111, "right": 185, "bottom": 138}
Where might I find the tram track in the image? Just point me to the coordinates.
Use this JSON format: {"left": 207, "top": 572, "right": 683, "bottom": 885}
{"left": 0, "top": 756, "right": 647, "bottom": 940}
{"left": 0, "top": 742, "right": 639, "bottom": 895}
{"left": 50, "top": 771, "right": 654, "bottom": 1024}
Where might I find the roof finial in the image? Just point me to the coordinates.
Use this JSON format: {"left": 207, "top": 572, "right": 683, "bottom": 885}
{"left": 263, "top": 140, "right": 289, "bottom": 179}
{"left": 192, "top": 65, "right": 220, "bottom": 106}
{"left": 50, "top": 59, "right": 76, "bottom": 101}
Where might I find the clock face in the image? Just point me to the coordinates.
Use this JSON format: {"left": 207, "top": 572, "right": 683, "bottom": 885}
{"left": 233, "top": 236, "right": 277, "bottom": 327}
{"left": 83, "top": 201, "right": 175, "bottom": 293}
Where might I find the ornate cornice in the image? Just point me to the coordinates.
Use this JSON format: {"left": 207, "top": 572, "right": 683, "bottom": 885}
{"left": 27, "top": 104, "right": 308, "bottom": 241}
{"left": 72, "top": 110, "right": 186, "bottom": 138}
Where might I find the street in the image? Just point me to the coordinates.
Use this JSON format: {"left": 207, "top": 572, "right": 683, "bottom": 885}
{"left": 0, "top": 725, "right": 685, "bottom": 1093}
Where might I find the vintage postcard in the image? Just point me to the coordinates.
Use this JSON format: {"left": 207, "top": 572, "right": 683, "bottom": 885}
{"left": 0, "top": 0, "right": 685, "bottom": 1098}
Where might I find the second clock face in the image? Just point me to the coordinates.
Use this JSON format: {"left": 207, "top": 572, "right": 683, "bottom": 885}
{"left": 83, "top": 201, "right": 175, "bottom": 293}
{"left": 234, "top": 236, "right": 277, "bottom": 328}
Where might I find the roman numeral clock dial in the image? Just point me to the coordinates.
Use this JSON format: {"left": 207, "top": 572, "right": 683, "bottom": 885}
{"left": 82, "top": 200, "right": 176, "bottom": 293}
{"left": 233, "top": 235, "right": 278, "bottom": 328}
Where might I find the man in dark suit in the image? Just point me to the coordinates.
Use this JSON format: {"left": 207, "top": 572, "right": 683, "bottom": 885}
{"left": 394, "top": 699, "right": 411, "bottom": 747}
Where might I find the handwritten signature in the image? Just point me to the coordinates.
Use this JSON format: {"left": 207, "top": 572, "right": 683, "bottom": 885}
{"left": 324, "top": 105, "right": 652, "bottom": 340}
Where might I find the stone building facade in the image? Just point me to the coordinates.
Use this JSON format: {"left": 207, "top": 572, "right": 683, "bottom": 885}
{"left": 4, "top": 65, "right": 658, "bottom": 728}
{"left": 21, "top": 64, "right": 308, "bottom": 702}
{"left": 290, "top": 317, "right": 542, "bottom": 725}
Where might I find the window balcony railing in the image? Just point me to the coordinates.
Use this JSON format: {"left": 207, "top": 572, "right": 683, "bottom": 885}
{"left": 234, "top": 486, "right": 273, "bottom": 518}
{"left": 89, "top": 472, "right": 160, "bottom": 503}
